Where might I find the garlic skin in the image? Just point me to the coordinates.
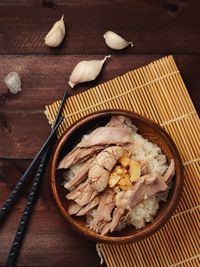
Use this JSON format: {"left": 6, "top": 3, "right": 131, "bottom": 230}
{"left": 103, "top": 31, "right": 133, "bottom": 50}
{"left": 68, "top": 55, "right": 111, "bottom": 88}
{"left": 4, "top": 72, "right": 22, "bottom": 94}
{"left": 45, "top": 15, "right": 65, "bottom": 47}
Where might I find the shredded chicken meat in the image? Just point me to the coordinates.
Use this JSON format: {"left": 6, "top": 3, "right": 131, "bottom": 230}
{"left": 59, "top": 116, "right": 176, "bottom": 236}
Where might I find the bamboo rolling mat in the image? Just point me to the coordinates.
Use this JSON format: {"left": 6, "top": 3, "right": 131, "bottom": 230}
{"left": 45, "top": 56, "right": 200, "bottom": 267}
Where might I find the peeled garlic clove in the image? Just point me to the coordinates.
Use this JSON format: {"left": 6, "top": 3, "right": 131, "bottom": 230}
{"left": 45, "top": 15, "right": 65, "bottom": 47}
{"left": 109, "top": 173, "right": 121, "bottom": 188}
{"left": 103, "top": 31, "right": 133, "bottom": 50}
{"left": 4, "top": 72, "right": 22, "bottom": 94}
{"left": 129, "top": 160, "right": 141, "bottom": 182}
{"left": 118, "top": 156, "right": 130, "bottom": 167}
{"left": 68, "top": 55, "right": 111, "bottom": 88}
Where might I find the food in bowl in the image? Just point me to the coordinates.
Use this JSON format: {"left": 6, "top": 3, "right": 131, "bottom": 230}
{"left": 57, "top": 116, "right": 175, "bottom": 236}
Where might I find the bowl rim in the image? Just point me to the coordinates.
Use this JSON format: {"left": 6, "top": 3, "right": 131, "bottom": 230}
{"left": 50, "top": 109, "right": 184, "bottom": 244}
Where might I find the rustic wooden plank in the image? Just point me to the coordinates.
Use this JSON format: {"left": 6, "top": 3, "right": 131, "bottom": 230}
{"left": 0, "top": 111, "right": 50, "bottom": 159}
{"left": 0, "top": 55, "right": 199, "bottom": 111}
{"left": 0, "top": 210, "right": 103, "bottom": 267}
{"left": 0, "top": 55, "right": 199, "bottom": 159}
{"left": 0, "top": 159, "right": 29, "bottom": 193}
{"left": 0, "top": 2, "right": 199, "bottom": 55}
{"left": 0, "top": 159, "right": 52, "bottom": 211}
{"left": 0, "top": 0, "right": 117, "bottom": 5}
{"left": 0, "top": 181, "right": 49, "bottom": 215}
{"left": 0, "top": 159, "right": 59, "bottom": 211}
{"left": 0, "top": 2, "right": 198, "bottom": 267}
{"left": 0, "top": 159, "right": 103, "bottom": 267}
{"left": 0, "top": 55, "right": 160, "bottom": 110}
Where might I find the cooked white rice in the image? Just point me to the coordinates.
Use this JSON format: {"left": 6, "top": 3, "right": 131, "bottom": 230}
{"left": 132, "top": 132, "right": 167, "bottom": 174}
{"left": 126, "top": 195, "right": 159, "bottom": 229}
{"left": 64, "top": 118, "right": 169, "bottom": 231}
{"left": 121, "top": 118, "right": 168, "bottom": 175}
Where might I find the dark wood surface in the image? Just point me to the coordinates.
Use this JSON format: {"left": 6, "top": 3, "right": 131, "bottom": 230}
{"left": 0, "top": 1, "right": 199, "bottom": 266}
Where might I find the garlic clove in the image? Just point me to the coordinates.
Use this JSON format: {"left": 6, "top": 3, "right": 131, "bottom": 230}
{"left": 4, "top": 72, "right": 22, "bottom": 94}
{"left": 129, "top": 160, "right": 141, "bottom": 182}
{"left": 45, "top": 15, "right": 65, "bottom": 47}
{"left": 103, "top": 31, "right": 133, "bottom": 50}
{"left": 68, "top": 55, "right": 111, "bottom": 88}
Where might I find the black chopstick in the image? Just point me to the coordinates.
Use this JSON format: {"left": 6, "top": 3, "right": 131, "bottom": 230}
{"left": 0, "top": 116, "right": 63, "bottom": 222}
{"left": 0, "top": 90, "right": 68, "bottom": 222}
{"left": 5, "top": 90, "right": 68, "bottom": 267}
{"left": 51, "top": 89, "right": 68, "bottom": 129}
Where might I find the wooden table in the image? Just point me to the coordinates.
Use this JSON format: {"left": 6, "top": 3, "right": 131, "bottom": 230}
{"left": 0, "top": 1, "right": 199, "bottom": 266}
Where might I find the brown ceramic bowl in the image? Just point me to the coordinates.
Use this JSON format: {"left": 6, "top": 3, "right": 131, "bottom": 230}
{"left": 50, "top": 110, "right": 183, "bottom": 244}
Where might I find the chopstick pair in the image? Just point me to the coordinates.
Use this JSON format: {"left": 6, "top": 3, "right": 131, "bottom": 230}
{"left": 0, "top": 90, "right": 68, "bottom": 267}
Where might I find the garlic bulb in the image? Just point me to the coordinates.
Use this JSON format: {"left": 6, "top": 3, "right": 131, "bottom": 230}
{"left": 4, "top": 72, "right": 22, "bottom": 94}
{"left": 68, "top": 55, "right": 111, "bottom": 88}
{"left": 103, "top": 31, "right": 133, "bottom": 50}
{"left": 45, "top": 15, "right": 65, "bottom": 47}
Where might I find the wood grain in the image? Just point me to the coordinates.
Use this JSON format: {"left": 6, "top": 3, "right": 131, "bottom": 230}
{"left": 0, "top": 1, "right": 199, "bottom": 267}
{"left": 0, "top": 159, "right": 105, "bottom": 267}
{"left": 0, "top": 209, "right": 103, "bottom": 267}
{"left": 0, "top": 55, "right": 199, "bottom": 159}
{"left": 0, "top": 1, "right": 199, "bottom": 55}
